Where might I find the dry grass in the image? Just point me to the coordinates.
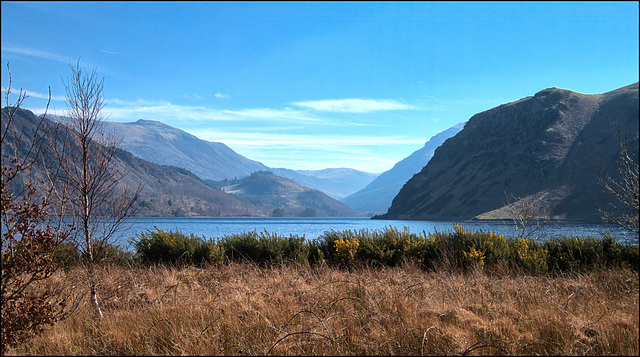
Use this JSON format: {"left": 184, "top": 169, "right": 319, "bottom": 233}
{"left": 6, "top": 261, "right": 639, "bottom": 356}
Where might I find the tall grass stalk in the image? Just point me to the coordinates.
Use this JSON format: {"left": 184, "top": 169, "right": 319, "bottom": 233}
{"left": 7, "top": 262, "right": 638, "bottom": 356}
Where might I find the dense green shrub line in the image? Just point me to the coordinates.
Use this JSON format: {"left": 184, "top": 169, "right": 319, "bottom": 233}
{"left": 125, "top": 225, "right": 638, "bottom": 274}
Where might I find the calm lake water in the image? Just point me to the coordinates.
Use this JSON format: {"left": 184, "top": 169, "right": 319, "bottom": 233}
{"left": 114, "top": 216, "right": 638, "bottom": 250}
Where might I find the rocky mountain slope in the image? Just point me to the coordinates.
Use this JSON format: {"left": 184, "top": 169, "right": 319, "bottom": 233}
{"left": 215, "top": 171, "right": 366, "bottom": 217}
{"left": 104, "top": 120, "right": 378, "bottom": 199}
{"left": 7, "top": 108, "right": 365, "bottom": 217}
{"left": 341, "top": 122, "right": 465, "bottom": 213}
{"left": 2, "top": 107, "right": 264, "bottom": 217}
{"left": 375, "top": 82, "right": 639, "bottom": 222}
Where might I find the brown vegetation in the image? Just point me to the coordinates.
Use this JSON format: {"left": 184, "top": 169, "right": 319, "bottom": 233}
{"left": 1, "top": 63, "right": 72, "bottom": 351}
{"left": 6, "top": 262, "right": 638, "bottom": 356}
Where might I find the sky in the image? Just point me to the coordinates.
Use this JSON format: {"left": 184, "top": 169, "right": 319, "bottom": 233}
{"left": 2, "top": 1, "right": 638, "bottom": 173}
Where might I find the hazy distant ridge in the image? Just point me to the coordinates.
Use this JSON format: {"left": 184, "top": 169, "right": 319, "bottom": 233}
{"left": 104, "top": 120, "right": 378, "bottom": 199}
{"left": 341, "top": 122, "right": 465, "bottom": 213}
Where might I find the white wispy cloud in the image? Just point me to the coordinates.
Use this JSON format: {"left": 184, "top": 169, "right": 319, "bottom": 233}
{"left": 187, "top": 130, "right": 418, "bottom": 172}
{"left": 2, "top": 46, "right": 69, "bottom": 63}
{"left": 188, "top": 130, "right": 423, "bottom": 150}
{"left": 344, "top": 121, "right": 390, "bottom": 127}
{"left": 105, "top": 99, "right": 228, "bottom": 122}
{"left": 2, "top": 87, "right": 62, "bottom": 102}
{"left": 214, "top": 92, "right": 230, "bottom": 99}
{"left": 179, "top": 93, "right": 202, "bottom": 101}
{"left": 103, "top": 99, "right": 323, "bottom": 124}
{"left": 220, "top": 107, "right": 321, "bottom": 122}
{"left": 23, "top": 89, "right": 66, "bottom": 101}
{"left": 100, "top": 49, "right": 132, "bottom": 56}
{"left": 291, "top": 98, "right": 416, "bottom": 113}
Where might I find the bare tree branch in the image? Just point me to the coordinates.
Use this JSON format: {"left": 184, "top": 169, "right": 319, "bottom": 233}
{"left": 2, "top": 62, "right": 72, "bottom": 350}
{"left": 592, "top": 120, "right": 639, "bottom": 239}
{"left": 49, "top": 60, "right": 143, "bottom": 318}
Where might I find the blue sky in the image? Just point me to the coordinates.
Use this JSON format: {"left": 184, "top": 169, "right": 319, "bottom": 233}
{"left": 2, "top": 1, "right": 638, "bottom": 173}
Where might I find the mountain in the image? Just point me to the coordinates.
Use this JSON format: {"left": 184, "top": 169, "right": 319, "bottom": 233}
{"left": 341, "top": 122, "right": 465, "bottom": 213}
{"left": 375, "top": 82, "right": 639, "bottom": 222}
{"left": 4, "top": 108, "right": 367, "bottom": 218}
{"left": 271, "top": 167, "right": 378, "bottom": 200}
{"left": 103, "top": 120, "right": 378, "bottom": 199}
{"left": 216, "top": 171, "right": 366, "bottom": 217}
{"left": 105, "top": 119, "right": 269, "bottom": 181}
{"left": 2, "top": 107, "right": 262, "bottom": 217}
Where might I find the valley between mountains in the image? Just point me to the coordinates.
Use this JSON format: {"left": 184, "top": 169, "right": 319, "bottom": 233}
{"left": 3, "top": 82, "right": 637, "bottom": 221}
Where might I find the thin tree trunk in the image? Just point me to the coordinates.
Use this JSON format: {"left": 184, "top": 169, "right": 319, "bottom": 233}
{"left": 84, "top": 220, "right": 103, "bottom": 319}
{"left": 90, "top": 282, "right": 103, "bottom": 319}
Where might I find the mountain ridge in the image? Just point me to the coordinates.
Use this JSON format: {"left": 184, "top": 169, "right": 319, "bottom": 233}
{"left": 217, "top": 170, "right": 366, "bottom": 217}
{"left": 106, "top": 119, "right": 270, "bottom": 181}
{"left": 341, "top": 122, "right": 465, "bottom": 213}
{"left": 3, "top": 108, "right": 364, "bottom": 217}
{"left": 375, "top": 82, "right": 639, "bottom": 222}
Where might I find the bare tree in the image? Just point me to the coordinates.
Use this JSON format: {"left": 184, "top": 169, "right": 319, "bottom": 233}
{"left": 1, "top": 63, "right": 71, "bottom": 350}
{"left": 50, "top": 60, "right": 142, "bottom": 318}
{"left": 505, "top": 193, "right": 551, "bottom": 240}
{"left": 593, "top": 121, "right": 639, "bottom": 239}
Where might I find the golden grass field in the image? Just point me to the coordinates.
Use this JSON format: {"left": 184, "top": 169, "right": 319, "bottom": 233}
{"left": 6, "top": 261, "right": 638, "bottom": 356}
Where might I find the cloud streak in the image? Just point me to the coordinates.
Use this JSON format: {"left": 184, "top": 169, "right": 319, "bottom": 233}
{"left": 188, "top": 129, "right": 423, "bottom": 150}
{"left": 104, "top": 98, "right": 324, "bottom": 124}
{"left": 69, "top": 97, "right": 425, "bottom": 172}
{"left": 187, "top": 129, "right": 419, "bottom": 172}
{"left": 2, "top": 45, "right": 69, "bottom": 63}
{"left": 100, "top": 49, "right": 132, "bottom": 56}
{"left": 291, "top": 98, "right": 416, "bottom": 113}
{"left": 24, "top": 89, "right": 66, "bottom": 101}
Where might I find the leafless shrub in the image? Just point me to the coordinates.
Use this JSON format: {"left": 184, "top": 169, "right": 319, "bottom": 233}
{"left": 593, "top": 120, "right": 639, "bottom": 240}
{"left": 1, "top": 63, "right": 72, "bottom": 352}
{"left": 505, "top": 193, "right": 551, "bottom": 239}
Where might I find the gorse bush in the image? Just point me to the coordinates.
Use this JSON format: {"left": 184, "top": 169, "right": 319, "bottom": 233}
{"left": 544, "top": 234, "right": 638, "bottom": 272}
{"left": 133, "top": 227, "right": 219, "bottom": 265}
{"left": 313, "top": 227, "right": 438, "bottom": 267}
{"left": 130, "top": 225, "right": 639, "bottom": 274}
{"left": 133, "top": 227, "right": 309, "bottom": 265}
{"left": 53, "top": 241, "right": 135, "bottom": 268}
{"left": 218, "top": 230, "right": 309, "bottom": 264}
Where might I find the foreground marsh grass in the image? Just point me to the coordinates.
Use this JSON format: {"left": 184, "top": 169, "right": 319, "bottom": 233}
{"left": 7, "top": 262, "right": 639, "bottom": 356}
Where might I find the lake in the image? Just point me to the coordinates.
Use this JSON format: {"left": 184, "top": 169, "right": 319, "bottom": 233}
{"left": 113, "top": 216, "right": 638, "bottom": 250}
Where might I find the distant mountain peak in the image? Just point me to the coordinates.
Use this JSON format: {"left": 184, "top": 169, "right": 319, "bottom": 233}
{"left": 218, "top": 170, "right": 365, "bottom": 217}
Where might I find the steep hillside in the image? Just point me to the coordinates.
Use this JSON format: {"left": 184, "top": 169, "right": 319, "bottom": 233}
{"left": 218, "top": 171, "right": 366, "bottom": 217}
{"left": 375, "top": 83, "right": 639, "bottom": 222}
{"left": 2, "top": 108, "right": 263, "bottom": 217}
{"left": 105, "top": 119, "right": 269, "bottom": 181}
{"left": 115, "top": 150, "right": 261, "bottom": 217}
{"left": 341, "top": 122, "right": 465, "bottom": 213}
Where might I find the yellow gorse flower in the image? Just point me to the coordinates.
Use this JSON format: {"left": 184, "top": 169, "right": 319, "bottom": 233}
{"left": 209, "top": 244, "right": 225, "bottom": 263}
{"left": 334, "top": 236, "right": 359, "bottom": 261}
{"left": 463, "top": 246, "right": 486, "bottom": 270}
{"left": 514, "top": 237, "right": 548, "bottom": 274}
